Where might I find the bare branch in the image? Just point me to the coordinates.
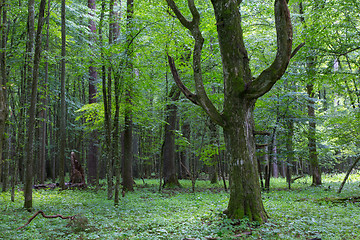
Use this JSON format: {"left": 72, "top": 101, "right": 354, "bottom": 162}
{"left": 17, "top": 210, "right": 76, "bottom": 230}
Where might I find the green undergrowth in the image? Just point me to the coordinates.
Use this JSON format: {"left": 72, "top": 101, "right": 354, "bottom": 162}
{"left": 1, "top": 174, "right": 360, "bottom": 239}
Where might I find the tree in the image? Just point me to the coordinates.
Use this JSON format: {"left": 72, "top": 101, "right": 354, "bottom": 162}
{"left": 59, "top": 0, "right": 66, "bottom": 189}
{"left": 0, "top": 0, "right": 8, "bottom": 190}
{"left": 87, "top": 0, "right": 98, "bottom": 186}
{"left": 166, "top": 0, "right": 293, "bottom": 222}
{"left": 122, "top": 0, "right": 134, "bottom": 192}
{"left": 24, "top": 0, "right": 47, "bottom": 209}
{"left": 162, "top": 85, "right": 181, "bottom": 187}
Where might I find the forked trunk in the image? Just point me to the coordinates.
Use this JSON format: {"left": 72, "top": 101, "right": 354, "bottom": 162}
{"left": 223, "top": 100, "right": 267, "bottom": 222}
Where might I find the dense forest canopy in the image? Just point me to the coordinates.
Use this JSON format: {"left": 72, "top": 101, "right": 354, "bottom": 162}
{"left": 0, "top": 0, "right": 359, "bottom": 231}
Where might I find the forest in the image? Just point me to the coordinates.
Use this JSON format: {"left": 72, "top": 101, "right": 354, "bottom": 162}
{"left": 0, "top": 0, "right": 360, "bottom": 239}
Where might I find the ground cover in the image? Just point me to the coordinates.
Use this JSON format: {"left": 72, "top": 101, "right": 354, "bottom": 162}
{"left": 1, "top": 174, "right": 360, "bottom": 239}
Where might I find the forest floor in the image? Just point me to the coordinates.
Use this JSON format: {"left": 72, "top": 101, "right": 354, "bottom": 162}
{"left": 1, "top": 174, "right": 360, "bottom": 239}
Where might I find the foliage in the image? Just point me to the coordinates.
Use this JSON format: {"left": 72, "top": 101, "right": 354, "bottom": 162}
{"left": 2, "top": 176, "right": 360, "bottom": 239}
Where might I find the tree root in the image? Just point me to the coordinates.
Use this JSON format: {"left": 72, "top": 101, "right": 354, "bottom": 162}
{"left": 17, "top": 210, "right": 76, "bottom": 230}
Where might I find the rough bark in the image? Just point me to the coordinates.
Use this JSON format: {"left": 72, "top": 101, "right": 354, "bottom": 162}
{"left": 166, "top": 0, "right": 292, "bottom": 222}
{"left": 162, "top": 85, "right": 181, "bottom": 187}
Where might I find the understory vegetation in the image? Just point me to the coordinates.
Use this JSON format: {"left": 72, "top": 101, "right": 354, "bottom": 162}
{"left": 2, "top": 175, "right": 360, "bottom": 240}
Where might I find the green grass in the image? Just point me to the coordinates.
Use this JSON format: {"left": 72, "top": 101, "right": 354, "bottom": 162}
{"left": 1, "top": 174, "right": 360, "bottom": 239}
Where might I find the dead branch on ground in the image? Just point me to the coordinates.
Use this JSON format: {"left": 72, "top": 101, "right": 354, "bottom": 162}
{"left": 17, "top": 210, "right": 76, "bottom": 230}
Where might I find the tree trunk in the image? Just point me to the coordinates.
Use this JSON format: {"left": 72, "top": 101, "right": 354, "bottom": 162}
{"left": 162, "top": 86, "right": 181, "bottom": 187}
{"left": 59, "top": 0, "right": 66, "bottom": 189}
{"left": 0, "top": 0, "right": 8, "bottom": 190}
{"left": 307, "top": 84, "right": 321, "bottom": 185}
{"left": 24, "top": 0, "right": 47, "bottom": 209}
{"left": 179, "top": 122, "right": 190, "bottom": 179}
{"left": 122, "top": 0, "right": 134, "bottom": 192}
{"left": 208, "top": 120, "right": 218, "bottom": 184}
{"left": 87, "top": 0, "right": 98, "bottom": 186}
{"left": 223, "top": 100, "right": 267, "bottom": 222}
{"left": 285, "top": 119, "right": 294, "bottom": 189}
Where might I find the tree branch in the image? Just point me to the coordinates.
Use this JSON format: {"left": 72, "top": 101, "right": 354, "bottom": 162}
{"left": 246, "top": 0, "right": 293, "bottom": 99}
{"left": 167, "top": 54, "right": 199, "bottom": 105}
{"left": 17, "top": 210, "right": 76, "bottom": 230}
{"left": 290, "top": 42, "right": 305, "bottom": 59}
{"left": 165, "top": 0, "right": 192, "bottom": 29}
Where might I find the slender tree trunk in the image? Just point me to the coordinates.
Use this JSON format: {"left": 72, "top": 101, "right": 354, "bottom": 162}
{"left": 285, "top": 119, "right": 294, "bottom": 189}
{"left": 58, "top": 0, "right": 66, "bottom": 189}
{"left": 86, "top": 0, "right": 98, "bottom": 186}
{"left": 0, "top": 0, "right": 8, "bottom": 190}
{"left": 42, "top": 0, "right": 51, "bottom": 181}
{"left": 180, "top": 122, "right": 190, "bottom": 179}
{"left": 208, "top": 120, "right": 218, "bottom": 184}
{"left": 24, "top": 0, "right": 46, "bottom": 209}
{"left": 300, "top": 1, "right": 321, "bottom": 186}
{"left": 307, "top": 84, "right": 321, "bottom": 185}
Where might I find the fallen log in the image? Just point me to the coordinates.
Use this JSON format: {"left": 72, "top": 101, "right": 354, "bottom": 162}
{"left": 17, "top": 210, "right": 76, "bottom": 230}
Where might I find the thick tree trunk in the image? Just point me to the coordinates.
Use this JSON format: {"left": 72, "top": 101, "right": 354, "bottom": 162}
{"left": 223, "top": 100, "right": 267, "bottom": 222}
{"left": 162, "top": 86, "right": 181, "bottom": 187}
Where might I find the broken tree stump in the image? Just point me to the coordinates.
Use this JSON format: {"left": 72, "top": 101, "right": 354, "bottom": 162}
{"left": 70, "top": 152, "right": 85, "bottom": 185}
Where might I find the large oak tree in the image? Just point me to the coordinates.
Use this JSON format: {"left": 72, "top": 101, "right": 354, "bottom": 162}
{"left": 166, "top": 0, "right": 293, "bottom": 222}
